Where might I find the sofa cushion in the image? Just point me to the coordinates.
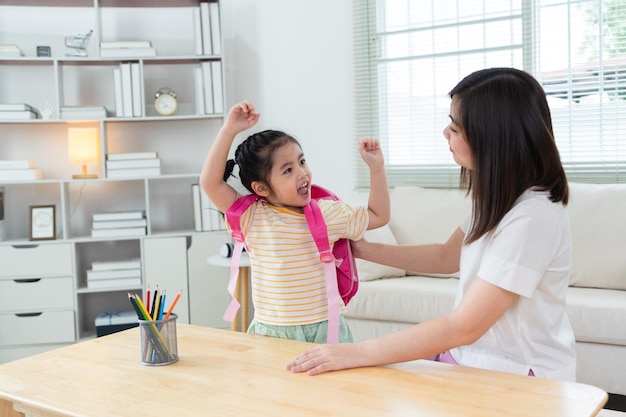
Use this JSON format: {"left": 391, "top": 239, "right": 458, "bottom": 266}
{"left": 566, "top": 286, "right": 626, "bottom": 346}
{"left": 388, "top": 186, "right": 471, "bottom": 277}
{"left": 346, "top": 276, "right": 458, "bottom": 323}
{"left": 356, "top": 225, "right": 406, "bottom": 281}
{"left": 567, "top": 183, "right": 626, "bottom": 290}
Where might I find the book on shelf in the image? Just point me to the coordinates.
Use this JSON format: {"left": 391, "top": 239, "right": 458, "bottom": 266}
{"left": 59, "top": 106, "right": 107, "bottom": 120}
{"left": 193, "top": 66, "right": 205, "bottom": 114}
{"left": 119, "top": 63, "right": 133, "bottom": 117}
{"left": 209, "top": 1, "right": 222, "bottom": 55}
{"left": 93, "top": 210, "right": 145, "bottom": 222}
{"left": 200, "top": 2, "right": 211, "bottom": 55}
{"left": 193, "top": 6, "right": 203, "bottom": 55}
{"left": 87, "top": 276, "right": 142, "bottom": 289}
{"left": 200, "top": 61, "right": 214, "bottom": 114}
{"left": 100, "top": 47, "right": 156, "bottom": 57}
{"left": 106, "top": 166, "right": 161, "bottom": 178}
{"left": 0, "top": 168, "right": 42, "bottom": 181}
{"left": 211, "top": 60, "right": 224, "bottom": 113}
{"left": 92, "top": 218, "right": 147, "bottom": 230}
{"left": 199, "top": 183, "right": 224, "bottom": 231}
{"left": 106, "top": 158, "right": 160, "bottom": 170}
{"left": 130, "top": 62, "right": 142, "bottom": 117}
{"left": 100, "top": 40, "right": 152, "bottom": 49}
{"left": 113, "top": 67, "right": 124, "bottom": 117}
{"left": 91, "top": 258, "right": 142, "bottom": 271}
{"left": 91, "top": 226, "right": 147, "bottom": 238}
{"left": 0, "top": 103, "right": 35, "bottom": 112}
{"left": 87, "top": 268, "right": 142, "bottom": 281}
{"left": 0, "top": 110, "right": 39, "bottom": 120}
{"left": 107, "top": 151, "right": 158, "bottom": 161}
{"left": 0, "top": 44, "right": 24, "bottom": 57}
{"left": 0, "top": 160, "right": 36, "bottom": 169}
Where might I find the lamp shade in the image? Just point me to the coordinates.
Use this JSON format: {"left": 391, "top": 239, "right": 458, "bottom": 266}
{"left": 68, "top": 127, "right": 99, "bottom": 164}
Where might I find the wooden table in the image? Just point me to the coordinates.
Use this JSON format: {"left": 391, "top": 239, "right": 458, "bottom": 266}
{"left": 207, "top": 253, "right": 251, "bottom": 332}
{"left": 0, "top": 325, "right": 607, "bottom": 417}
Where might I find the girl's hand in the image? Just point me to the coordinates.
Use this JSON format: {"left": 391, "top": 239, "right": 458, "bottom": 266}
{"left": 224, "top": 100, "right": 260, "bottom": 134}
{"left": 358, "top": 137, "right": 384, "bottom": 168}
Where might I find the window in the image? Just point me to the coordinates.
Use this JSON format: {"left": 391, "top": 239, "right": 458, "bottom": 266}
{"left": 354, "top": 0, "right": 626, "bottom": 188}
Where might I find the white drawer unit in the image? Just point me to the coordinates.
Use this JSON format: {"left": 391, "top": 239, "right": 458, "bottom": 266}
{"left": 0, "top": 343, "right": 74, "bottom": 364}
{"left": 0, "top": 311, "right": 76, "bottom": 347}
{"left": 0, "top": 244, "right": 73, "bottom": 279}
{"left": 0, "top": 276, "right": 74, "bottom": 312}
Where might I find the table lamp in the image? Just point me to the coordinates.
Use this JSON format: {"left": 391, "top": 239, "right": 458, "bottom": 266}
{"left": 68, "top": 127, "right": 99, "bottom": 179}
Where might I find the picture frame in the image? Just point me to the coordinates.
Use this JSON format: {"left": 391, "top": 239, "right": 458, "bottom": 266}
{"left": 30, "top": 205, "right": 56, "bottom": 241}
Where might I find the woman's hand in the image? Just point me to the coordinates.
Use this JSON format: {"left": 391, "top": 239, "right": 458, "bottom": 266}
{"left": 287, "top": 343, "right": 362, "bottom": 375}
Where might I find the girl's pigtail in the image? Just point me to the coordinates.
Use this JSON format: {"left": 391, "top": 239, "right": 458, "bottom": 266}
{"left": 223, "top": 159, "right": 236, "bottom": 182}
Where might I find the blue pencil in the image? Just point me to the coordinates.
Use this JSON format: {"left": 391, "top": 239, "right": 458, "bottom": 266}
{"left": 158, "top": 290, "right": 166, "bottom": 321}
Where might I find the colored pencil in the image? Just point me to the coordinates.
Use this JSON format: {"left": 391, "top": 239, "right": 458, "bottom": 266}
{"left": 152, "top": 289, "right": 161, "bottom": 320}
{"left": 158, "top": 290, "right": 166, "bottom": 321}
{"left": 163, "top": 289, "right": 182, "bottom": 321}
{"left": 150, "top": 285, "right": 159, "bottom": 319}
{"left": 146, "top": 285, "right": 151, "bottom": 314}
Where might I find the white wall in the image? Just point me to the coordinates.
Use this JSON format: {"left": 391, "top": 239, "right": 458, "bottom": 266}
{"left": 221, "top": 1, "right": 361, "bottom": 204}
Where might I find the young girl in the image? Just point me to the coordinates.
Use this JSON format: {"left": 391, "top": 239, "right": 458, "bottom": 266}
{"left": 199, "top": 101, "right": 390, "bottom": 343}
{"left": 287, "top": 68, "right": 577, "bottom": 380}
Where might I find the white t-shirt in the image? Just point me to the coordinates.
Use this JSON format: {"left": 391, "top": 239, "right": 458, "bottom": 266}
{"left": 450, "top": 189, "right": 576, "bottom": 381}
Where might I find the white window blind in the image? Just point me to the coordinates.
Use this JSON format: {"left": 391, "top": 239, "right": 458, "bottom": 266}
{"left": 354, "top": 0, "right": 626, "bottom": 188}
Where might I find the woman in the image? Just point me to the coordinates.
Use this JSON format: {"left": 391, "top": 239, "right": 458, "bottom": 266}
{"left": 287, "top": 67, "right": 576, "bottom": 381}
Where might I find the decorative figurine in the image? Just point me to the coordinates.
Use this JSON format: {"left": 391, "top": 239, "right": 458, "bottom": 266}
{"left": 65, "top": 30, "right": 93, "bottom": 57}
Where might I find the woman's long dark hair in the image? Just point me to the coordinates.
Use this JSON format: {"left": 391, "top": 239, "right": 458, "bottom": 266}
{"left": 449, "top": 68, "right": 568, "bottom": 244}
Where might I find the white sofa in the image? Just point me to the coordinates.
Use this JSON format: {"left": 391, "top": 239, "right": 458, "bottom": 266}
{"left": 346, "top": 183, "right": 626, "bottom": 395}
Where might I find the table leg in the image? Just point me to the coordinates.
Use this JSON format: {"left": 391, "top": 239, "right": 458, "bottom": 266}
{"left": 0, "top": 398, "right": 24, "bottom": 417}
{"left": 240, "top": 266, "right": 250, "bottom": 332}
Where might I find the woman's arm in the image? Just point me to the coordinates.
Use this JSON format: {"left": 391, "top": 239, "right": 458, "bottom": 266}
{"left": 287, "top": 276, "right": 519, "bottom": 375}
{"left": 352, "top": 226, "right": 464, "bottom": 275}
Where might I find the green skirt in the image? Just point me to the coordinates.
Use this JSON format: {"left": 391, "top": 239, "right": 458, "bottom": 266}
{"left": 247, "top": 315, "right": 354, "bottom": 344}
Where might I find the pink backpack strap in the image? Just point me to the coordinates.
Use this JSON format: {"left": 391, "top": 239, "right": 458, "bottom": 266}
{"left": 223, "top": 194, "right": 258, "bottom": 322}
{"left": 303, "top": 199, "right": 340, "bottom": 344}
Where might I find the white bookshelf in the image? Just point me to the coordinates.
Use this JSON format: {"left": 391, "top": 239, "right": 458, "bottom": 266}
{"left": 0, "top": 0, "right": 231, "bottom": 363}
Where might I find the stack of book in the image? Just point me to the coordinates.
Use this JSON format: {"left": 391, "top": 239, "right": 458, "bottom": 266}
{"left": 0, "top": 44, "right": 24, "bottom": 57}
{"left": 105, "top": 152, "right": 161, "bottom": 178}
{"left": 59, "top": 105, "right": 108, "bottom": 120}
{"left": 113, "top": 62, "right": 141, "bottom": 117}
{"left": 191, "top": 1, "right": 223, "bottom": 115}
{"left": 195, "top": 2, "right": 221, "bottom": 56}
{"left": 100, "top": 40, "right": 156, "bottom": 57}
{"left": 86, "top": 258, "right": 142, "bottom": 289}
{"left": 0, "top": 159, "right": 41, "bottom": 181}
{"left": 191, "top": 183, "right": 226, "bottom": 232}
{"left": 0, "top": 103, "right": 39, "bottom": 120}
{"left": 91, "top": 210, "right": 147, "bottom": 238}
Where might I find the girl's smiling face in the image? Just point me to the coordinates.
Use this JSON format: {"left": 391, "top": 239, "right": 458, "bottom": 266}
{"left": 443, "top": 98, "right": 473, "bottom": 170}
{"left": 264, "top": 142, "right": 313, "bottom": 211}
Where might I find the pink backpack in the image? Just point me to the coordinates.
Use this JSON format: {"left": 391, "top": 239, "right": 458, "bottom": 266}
{"left": 222, "top": 184, "right": 359, "bottom": 343}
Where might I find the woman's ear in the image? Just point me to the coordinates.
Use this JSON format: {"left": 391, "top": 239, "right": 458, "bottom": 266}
{"left": 251, "top": 181, "right": 270, "bottom": 197}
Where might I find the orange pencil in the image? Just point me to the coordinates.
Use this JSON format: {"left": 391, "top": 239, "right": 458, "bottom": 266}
{"left": 163, "top": 289, "right": 182, "bottom": 321}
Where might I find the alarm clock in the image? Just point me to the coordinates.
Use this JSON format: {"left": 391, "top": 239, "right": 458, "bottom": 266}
{"left": 154, "top": 87, "right": 177, "bottom": 116}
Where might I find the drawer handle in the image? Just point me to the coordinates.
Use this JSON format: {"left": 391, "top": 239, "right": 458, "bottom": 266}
{"left": 11, "top": 244, "right": 39, "bottom": 249}
{"left": 15, "top": 312, "right": 43, "bottom": 318}
{"left": 13, "top": 278, "right": 42, "bottom": 284}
